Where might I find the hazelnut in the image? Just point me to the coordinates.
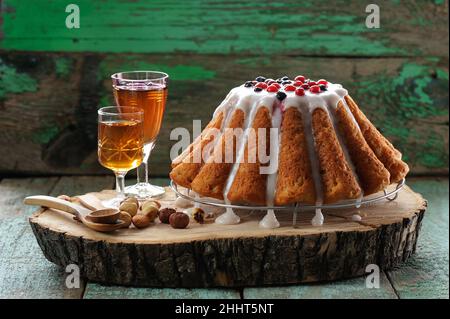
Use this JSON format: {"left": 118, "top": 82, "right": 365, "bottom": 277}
{"left": 141, "top": 205, "right": 158, "bottom": 222}
{"left": 159, "top": 208, "right": 176, "bottom": 224}
{"left": 122, "top": 196, "right": 139, "bottom": 208}
{"left": 191, "top": 207, "right": 205, "bottom": 224}
{"left": 132, "top": 214, "right": 151, "bottom": 229}
{"left": 119, "top": 211, "right": 132, "bottom": 228}
{"left": 119, "top": 201, "right": 138, "bottom": 216}
{"left": 169, "top": 212, "right": 190, "bottom": 229}
{"left": 142, "top": 200, "right": 161, "bottom": 210}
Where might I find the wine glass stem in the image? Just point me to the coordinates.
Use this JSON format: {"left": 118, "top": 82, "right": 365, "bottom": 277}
{"left": 137, "top": 143, "right": 154, "bottom": 184}
{"left": 115, "top": 172, "right": 127, "bottom": 197}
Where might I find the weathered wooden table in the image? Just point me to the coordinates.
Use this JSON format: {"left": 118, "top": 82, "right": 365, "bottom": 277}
{"left": 0, "top": 176, "right": 447, "bottom": 299}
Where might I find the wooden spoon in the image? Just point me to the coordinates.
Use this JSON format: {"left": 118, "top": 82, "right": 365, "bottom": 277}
{"left": 77, "top": 193, "right": 108, "bottom": 211}
{"left": 76, "top": 193, "right": 121, "bottom": 224}
{"left": 24, "top": 195, "right": 125, "bottom": 232}
{"left": 85, "top": 209, "right": 121, "bottom": 224}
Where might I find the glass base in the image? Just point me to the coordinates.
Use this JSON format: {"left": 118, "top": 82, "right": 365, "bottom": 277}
{"left": 102, "top": 194, "right": 125, "bottom": 209}
{"left": 125, "top": 182, "right": 165, "bottom": 200}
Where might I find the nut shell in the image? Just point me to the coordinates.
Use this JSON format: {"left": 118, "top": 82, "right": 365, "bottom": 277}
{"left": 192, "top": 207, "right": 205, "bottom": 224}
{"left": 142, "top": 200, "right": 161, "bottom": 210}
{"left": 159, "top": 208, "right": 176, "bottom": 224}
{"left": 141, "top": 205, "right": 158, "bottom": 222}
{"left": 119, "top": 211, "right": 132, "bottom": 228}
{"left": 132, "top": 214, "right": 151, "bottom": 229}
{"left": 119, "top": 201, "right": 138, "bottom": 217}
{"left": 122, "top": 196, "right": 139, "bottom": 207}
{"left": 169, "top": 212, "right": 190, "bottom": 229}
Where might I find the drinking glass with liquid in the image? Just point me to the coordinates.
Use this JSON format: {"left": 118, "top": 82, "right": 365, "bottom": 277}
{"left": 111, "top": 71, "right": 169, "bottom": 199}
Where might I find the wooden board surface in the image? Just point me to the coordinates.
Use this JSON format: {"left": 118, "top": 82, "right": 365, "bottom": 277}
{"left": 29, "top": 183, "right": 426, "bottom": 287}
{"left": 0, "top": 0, "right": 448, "bottom": 176}
{"left": 0, "top": 53, "right": 447, "bottom": 175}
{"left": 1, "top": 0, "right": 448, "bottom": 57}
{"left": 386, "top": 178, "right": 449, "bottom": 299}
{"left": 32, "top": 183, "right": 422, "bottom": 243}
{"left": 243, "top": 272, "right": 398, "bottom": 299}
{"left": 0, "top": 176, "right": 447, "bottom": 298}
{"left": 0, "top": 176, "right": 113, "bottom": 298}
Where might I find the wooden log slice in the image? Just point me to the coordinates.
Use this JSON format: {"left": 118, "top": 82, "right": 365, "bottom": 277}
{"left": 29, "top": 184, "right": 426, "bottom": 287}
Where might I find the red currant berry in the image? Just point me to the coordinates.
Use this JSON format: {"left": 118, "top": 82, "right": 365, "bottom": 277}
{"left": 266, "top": 80, "right": 276, "bottom": 86}
{"left": 295, "top": 88, "right": 305, "bottom": 96}
{"left": 255, "top": 82, "right": 268, "bottom": 89}
{"left": 265, "top": 78, "right": 274, "bottom": 83}
{"left": 272, "top": 83, "right": 281, "bottom": 89}
{"left": 266, "top": 85, "right": 279, "bottom": 93}
{"left": 302, "top": 84, "right": 309, "bottom": 90}
{"left": 293, "top": 81, "right": 303, "bottom": 87}
{"left": 308, "top": 81, "right": 317, "bottom": 87}
{"left": 310, "top": 85, "right": 321, "bottom": 93}
{"left": 284, "top": 85, "right": 296, "bottom": 92}
{"left": 294, "top": 75, "right": 305, "bottom": 82}
{"left": 317, "top": 79, "right": 328, "bottom": 85}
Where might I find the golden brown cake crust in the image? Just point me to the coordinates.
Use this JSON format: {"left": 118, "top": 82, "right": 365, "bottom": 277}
{"left": 334, "top": 101, "right": 391, "bottom": 195}
{"left": 312, "top": 108, "right": 362, "bottom": 203}
{"left": 227, "top": 107, "right": 272, "bottom": 204}
{"left": 171, "top": 115, "right": 224, "bottom": 168}
{"left": 169, "top": 112, "right": 224, "bottom": 189}
{"left": 274, "top": 107, "right": 316, "bottom": 205}
{"left": 191, "top": 109, "right": 245, "bottom": 199}
{"left": 344, "top": 95, "right": 409, "bottom": 182}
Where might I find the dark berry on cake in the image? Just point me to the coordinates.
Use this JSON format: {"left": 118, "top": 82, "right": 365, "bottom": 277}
{"left": 255, "top": 76, "right": 266, "bottom": 82}
{"left": 276, "top": 92, "right": 287, "bottom": 101}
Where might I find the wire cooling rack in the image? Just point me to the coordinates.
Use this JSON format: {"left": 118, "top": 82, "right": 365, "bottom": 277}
{"left": 170, "top": 178, "right": 405, "bottom": 211}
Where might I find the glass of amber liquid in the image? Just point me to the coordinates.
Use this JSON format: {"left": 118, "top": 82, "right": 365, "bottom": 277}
{"left": 98, "top": 106, "right": 144, "bottom": 206}
{"left": 111, "top": 71, "right": 168, "bottom": 199}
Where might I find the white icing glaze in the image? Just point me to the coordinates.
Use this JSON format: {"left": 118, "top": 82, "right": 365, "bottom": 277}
{"left": 215, "top": 207, "right": 240, "bottom": 225}
{"left": 219, "top": 85, "right": 278, "bottom": 225}
{"left": 205, "top": 80, "right": 362, "bottom": 227}
{"left": 311, "top": 208, "right": 324, "bottom": 226}
{"left": 259, "top": 209, "right": 280, "bottom": 229}
{"left": 262, "top": 104, "right": 282, "bottom": 229}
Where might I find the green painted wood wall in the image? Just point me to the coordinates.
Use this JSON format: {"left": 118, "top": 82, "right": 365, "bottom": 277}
{"left": 0, "top": 0, "right": 448, "bottom": 176}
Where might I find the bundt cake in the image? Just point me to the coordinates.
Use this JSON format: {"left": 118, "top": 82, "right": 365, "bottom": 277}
{"left": 170, "top": 75, "right": 409, "bottom": 227}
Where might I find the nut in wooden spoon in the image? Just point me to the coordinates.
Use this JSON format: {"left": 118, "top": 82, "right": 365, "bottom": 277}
{"left": 24, "top": 195, "right": 126, "bottom": 232}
